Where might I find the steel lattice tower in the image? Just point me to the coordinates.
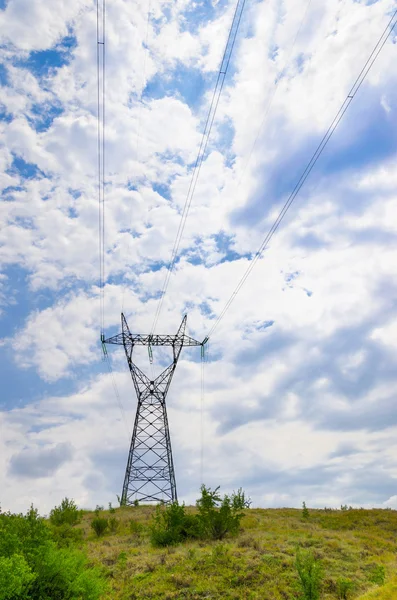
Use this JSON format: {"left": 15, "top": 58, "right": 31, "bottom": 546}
{"left": 104, "top": 313, "right": 203, "bottom": 504}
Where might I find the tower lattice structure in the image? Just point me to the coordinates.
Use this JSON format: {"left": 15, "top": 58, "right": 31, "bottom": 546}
{"left": 104, "top": 313, "right": 203, "bottom": 504}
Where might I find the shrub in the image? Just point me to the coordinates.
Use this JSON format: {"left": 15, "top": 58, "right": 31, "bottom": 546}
{"left": 211, "top": 543, "right": 230, "bottom": 563}
{"left": 94, "top": 505, "right": 104, "bottom": 517}
{"left": 129, "top": 519, "right": 143, "bottom": 535}
{"left": 117, "top": 551, "right": 127, "bottom": 570}
{"left": 149, "top": 485, "right": 249, "bottom": 547}
{"left": 0, "top": 505, "right": 51, "bottom": 560}
{"left": 0, "top": 554, "right": 35, "bottom": 600}
{"left": 49, "top": 498, "right": 81, "bottom": 527}
{"left": 368, "top": 564, "right": 385, "bottom": 585}
{"left": 91, "top": 517, "right": 108, "bottom": 537}
{"left": 302, "top": 502, "right": 310, "bottom": 520}
{"left": 108, "top": 502, "right": 116, "bottom": 514}
{"left": 51, "top": 523, "right": 84, "bottom": 548}
{"left": 336, "top": 577, "right": 354, "bottom": 599}
{"left": 109, "top": 517, "right": 119, "bottom": 533}
{"left": 28, "top": 546, "right": 106, "bottom": 599}
{"left": 196, "top": 485, "right": 249, "bottom": 540}
{"left": 150, "top": 502, "right": 188, "bottom": 547}
{"left": 0, "top": 505, "right": 106, "bottom": 600}
{"left": 295, "top": 548, "right": 323, "bottom": 600}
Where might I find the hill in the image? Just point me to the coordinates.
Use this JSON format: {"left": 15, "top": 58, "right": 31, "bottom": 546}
{"left": 77, "top": 504, "right": 397, "bottom": 600}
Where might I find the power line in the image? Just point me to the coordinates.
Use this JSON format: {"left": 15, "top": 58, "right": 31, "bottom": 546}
{"left": 205, "top": 8, "right": 397, "bottom": 340}
{"left": 103, "top": 351, "right": 131, "bottom": 441}
{"left": 150, "top": 0, "right": 247, "bottom": 336}
{"left": 200, "top": 342, "right": 205, "bottom": 486}
{"left": 97, "top": 0, "right": 106, "bottom": 337}
{"left": 234, "top": 0, "right": 313, "bottom": 198}
{"left": 121, "top": 1, "right": 152, "bottom": 314}
{"left": 96, "top": 1, "right": 129, "bottom": 438}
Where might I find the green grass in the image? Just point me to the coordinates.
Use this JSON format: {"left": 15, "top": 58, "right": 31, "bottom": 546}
{"left": 72, "top": 505, "right": 397, "bottom": 599}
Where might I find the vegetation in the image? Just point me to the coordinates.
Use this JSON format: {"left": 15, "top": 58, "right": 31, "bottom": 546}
{"left": 1, "top": 493, "right": 397, "bottom": 599}
{"left": 0, "top": 504, "right": 105, "bottom": 599}
{"left": 302, "top": 501, "right": 310, "bottom": 520}
{"left": 149, "top": 486, "right": 251, "bottom": 547}
{"left": 49, "top": 497, "right": 82, "bottom": 527}
{"left": 91, "top": 517, "right": 109, "bottom": 537}
{"left": 296, "top": 548, "right": 323, "bottom": 599}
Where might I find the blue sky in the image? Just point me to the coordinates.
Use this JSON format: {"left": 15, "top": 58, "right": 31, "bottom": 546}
{"left": 1, "top": 0, "right": 397, "bottom": 513}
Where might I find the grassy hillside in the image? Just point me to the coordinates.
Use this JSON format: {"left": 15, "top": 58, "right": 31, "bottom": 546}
{"left": 76, "top": 504, "right": 397, "bottom": 600}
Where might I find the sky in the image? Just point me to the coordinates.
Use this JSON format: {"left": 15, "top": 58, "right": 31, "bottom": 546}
{"left": 1, "top": 0, "right": 397, "bottom": 514}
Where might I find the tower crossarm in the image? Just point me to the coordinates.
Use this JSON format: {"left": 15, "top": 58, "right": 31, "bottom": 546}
{"left": 103, "top": 332, "right": 202, "bottom": 347}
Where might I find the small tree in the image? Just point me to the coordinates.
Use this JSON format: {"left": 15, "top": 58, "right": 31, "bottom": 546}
{"left": 295, "top": 549, "right": 322, "bottom": 600}
{"left": 49, "top": 498, "right": 81, "bottom": 527}
{"left": 302, "top": 501, "right": 310, "bottom": 520}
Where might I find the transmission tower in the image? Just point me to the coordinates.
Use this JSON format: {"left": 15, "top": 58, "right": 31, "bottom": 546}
{"left": 103, "top": 313, "right": 204, "bottom": 504}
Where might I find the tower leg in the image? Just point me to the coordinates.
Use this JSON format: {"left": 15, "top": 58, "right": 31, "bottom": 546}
{"left": 121, "top": 372, "right": 177, "bottom": 504}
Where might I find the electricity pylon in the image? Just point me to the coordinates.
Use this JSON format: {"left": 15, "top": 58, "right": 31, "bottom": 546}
{"left": 103, "top": 313, "right": 204, "bottom": 504}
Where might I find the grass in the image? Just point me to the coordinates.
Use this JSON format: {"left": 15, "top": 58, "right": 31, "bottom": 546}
{"left": 71, "top": 505, "right": 397, "bottom": 599}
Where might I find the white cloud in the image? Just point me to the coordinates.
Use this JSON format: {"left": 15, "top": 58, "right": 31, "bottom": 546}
{"left": 1, "top": 0, "right": 397, "bottom": 511}
{"left": 0, "top": 0, "right": 90, "bottom": 51}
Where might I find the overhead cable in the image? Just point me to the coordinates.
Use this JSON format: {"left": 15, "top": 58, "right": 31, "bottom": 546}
{"left": 150, "top": 0, "right": 247, "bottom": 336}
{"left": 200, "top": 342, "right": 206, "bottom": 486}
{"left": 103, "top": 351, "right": 131, "bottom": 441}
{"left": 97, "top": 0, "right": 106, "bottom": 337}
{"left": 121, "top": 1, "right": 152, "bottom": 314}
{"left": 235, "top": 0, "right": 313, "bottom": 197}
{"left": 96, "top": 1, "right": 129, "bottom": 437}
{"left": 205, "top": 8, "right": 397, "bottom": 340}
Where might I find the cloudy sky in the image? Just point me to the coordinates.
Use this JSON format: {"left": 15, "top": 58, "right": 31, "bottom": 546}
{"left": 1, "top": 0, "right": 397, "bottom": 514}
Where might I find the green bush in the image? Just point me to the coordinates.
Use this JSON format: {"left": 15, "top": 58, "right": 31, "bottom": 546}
{"left": 196, "top": 485, "right": 249, "bottom": 540}
{"left": 49, "top": 498, "right": 81, "bottom": 527}
{"left": 336, "top": 577, "right": 354, "bottom": 599}
{"left": 129, "top": 519, "right": 143, "bottom": 535}
{"left": 91, "top": 517, "right": 108, "bottom": 537}
{"left": 117, "top": 551, "right": 128, "bottom": 571}
{"left": 0, "top": 504, "right": 105, "bottom": 600}
{"left": 295, "top": 548, "right": 323, "bottom": 600}
{"left": 51, "top": 523, "right": 84, "bottom": 548}
{"left": 108, "top": 517, "right": 119, "bottom": 533}
{"left": 368, "top": 564, "right": 385, "bottom": 585}
{"left": 28, "top": 546, "right": 106, "bottom": 599}
{"left": 0, "top": 554, "right": 35, "bottom": 600}
{"left": 150, "top": 485, "right": 249, "bottom": 547}
{"left": 150, "top": 502, "right": 188, "bottom": 547}
{"left": 302, "top": 502, "right": 310, "bottom": 520}
{"left": 94, "top": 505, "right": 104, "bottom": 517}
{"left": 0, "top": 505, "right": 51, "bottom": 561}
